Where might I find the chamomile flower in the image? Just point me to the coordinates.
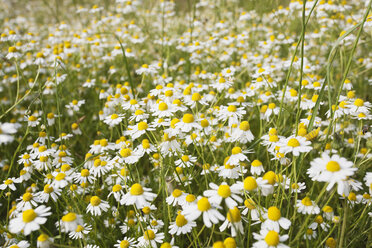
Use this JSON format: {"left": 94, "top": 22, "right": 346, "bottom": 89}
{"left": 137, "top": 229, "right": 164, "bottom": 248}
{"left": 16, "top": 192, "right": 39, "bottom": 211}
{"left": 169, "top": 212, "right": 197, "bottom": 235}
{"left": 175, "top": 154, "right": 197, "bottom": 168}
{"left": 203, "top": 182, "right": 243, "bottom": 209}
{"left": 114, "top": 237, "right": 137, "bottom": 248}
{"left": 37, "top": 233, "right": 53, "bottom": 248}
{"left": 296, "top": 197, "right": 320, "bottom": 215}
{"left": 36, "top": 184, "right": 61, "bottom": 203}
{"left": 86, "top": 196, "right": 110, "bottom": 216}
{"left": 176, "top": 113, "right": 201, "bottom": 133}
{"left": 104, "top": 114, "right": 124, "bottom": 127}
{"left": 231, "top": 121, "right": 255, "bottom": 143}
{"left": 219, "top": 207, "right": 244, "bottom": 237}
{"left": 120, "top": 183, "right": 157, "bottom": 208}
{"left": 69, "top": 224, "right": 92, "bottom": 239}
{"left": 124, "top": 121, "right": 155, "bottom": 140}
{"left": 253, "top": 229, "right": 289, "bottom": 248}
{"left": 250, "top": 159, "right": 265, "bottom": 175}
{"left": 9, "top": 205, "right": 51, "bottom": 235}
{"left": 261, "top": 206, "right": 291, "bottom": 232}
{"left": 226, "top": 146, "right": 250, "bottom": 165}
{"left": 182, "top": 196, "right": 225, "bottom": 228}
{"left": 279, "top": 135, "right": 312, "bottom": 156}
{"left": 0, "top": 177, "right": 19, "bottom": 191}
{"left": 7, "top": 241, "right": 30, "bottom": 248}
{"left": 166, "top": 189, "right": 186, "bottom": 206}
{"left": 307, "top": 153, "right": 357, "bottom": 195}
{"left": 59, "top": 212, "right": 83, "bottom": 232}
{"left": 108, "top": 184, "right": 125, "bottom": 202}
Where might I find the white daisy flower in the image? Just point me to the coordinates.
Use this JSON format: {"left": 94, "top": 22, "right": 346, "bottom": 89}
{"left": 86, "top": 196, "right": 110, "bottom": 216}
{"left": 203, "top": 182, "right": 243, "bottom": 209}
{"left": 174, "top": 154, "right": 197, "bottom": 168}
{"left": 219, "top": 207, "right": 244, "bottom": 237}
{"left": 307, "top": 153, "right": 357, "bottom": 195}
{"left": 0, "top": 177, "right": 20, "bottom": 191}
{"left": 166, "top": 189, "right": 186, "bottom": 206}
{"left": 120, "top": 183, "right": 157, "bottom": 208}
{"left": 69, "top": 223, "right": 92, "bottom": 239}
{"left": 182, "top": 196, "right": 225, "bottom": 228}
{"left": 114, "top": 237, "right": 137, "bottom": 248}
{"left": 59, "top": 212, "right": 84, "bottom": 232}
{"left": 226, "top": 146, "right": 250, "bottom": 165}
{"left": 279, "top": 135, "right": 312, "bottom": 156}
{"left": 261, "top": 206, "right": 291, "bottom": 232}
{"left": 137, "top": 229, "right": 164, "bottom": 248}
{"left": 9, "top": 205, "right": 51, "bottom": 235}
{"left": 296, "top": 197, "right": 320, "bottom": 215}
{"left": 104, "top": 114, "right": 124, "bottom": 127}
{"left": 253, "top": 228, "right": 289, "bottom": 248}
{"left": 169, "top": 212, "right": 197, "bottom": 235}
{"left": 124, "top": 121, "right": 155, "bottom": 140}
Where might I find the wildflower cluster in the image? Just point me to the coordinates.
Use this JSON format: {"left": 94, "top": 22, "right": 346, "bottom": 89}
{"left": 0, "top": 0, "right": 371, "bottom": 247}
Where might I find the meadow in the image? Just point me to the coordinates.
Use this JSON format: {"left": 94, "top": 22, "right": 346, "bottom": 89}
{"left": 0, "top": 0, "right": 371, "bottom": 247}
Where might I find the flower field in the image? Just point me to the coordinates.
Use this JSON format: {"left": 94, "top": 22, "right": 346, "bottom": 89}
{"left": 0, "top": 0, "right": 372, "bottom": 247}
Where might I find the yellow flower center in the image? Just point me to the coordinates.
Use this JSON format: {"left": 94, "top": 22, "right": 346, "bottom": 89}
{"left": 159, "top": 102, "right": 168, "bottom": 111}
{"left": 75, "top": 225, "right": 84, "bottom": 232}
{"left": 269, "top": 135, "right": 279, "bottom": 142}
{"left": 181, "top": 155, "right": 189, "bottom": 162}
{"left": 192, "top": 92, "right": 202, "bottom": 101}
{"left": 81, "top": 169, "right": 89, "bottom": 177}
{"left": 120, "top": 240, "right": 130, "bottom": 248}
{"left": 265, "top": 230, "right": 280, "bottom": 246}
{"left": 227, "top": 207, "right": 241, "bottom": 222}
{"left": 112, "top": 184, "right": 122, "bottom": 192}
{"left": 5, "top": 179, "right": 13, "bottom": 185}
{"left": 130, "top": 99, "right": 138, "bottom": 105}
{"left": 137, "top": 121, "right": 148, "bottom": 130}
{"left": 267, "top": 206, "right": 281, "bottom": 221}
{"left": 306, "top": 228, "right": 313, "bottom": 235}
{"left": 251, "top": 160, "right": 262, "bottom": 167}
{"left": 217, "top": 185, "right": 231, "bottom": 198}
{"left": 301, "top": 197, "right": 313, "bottom": 206}
{"left": 62, "top": 212, "right": 77, "bottom": 222}
{"left": 227, "top": 105, "right": 237, "bottom": 112}
{"left": 244, "top": 176, "right": 258, "bottom": 191}
{"left": 160, "top": 242, "right": 172, "bottom": 248}
{"left": 186, "top": 194, "right": 196, "bottom": 202}
{"left": 111, "top": 114, "right": 119, "bottom": 119}
{"left": 315, "top": 215, "right": 323, "bottom": 224}
{"left": 144, "top": 230, "right": 155, "bottom": 240}
{"left": 197, "top": 197, "right": 211, "bottom": 211}
{"left": 244, "top": 199, "right": 256, "bottom": 209}
{"left": 263, "top": 171, "right": 276, "bottom": 185}
{"left": 183, "top": 113, "right": 194, "bottom": 123}
{"left": 175, "top": 213, "right": 188, "bottom": 227}
{"left": 120, "top": 148, "right": 131, "bottom": 157}
{"left": 287, "top": 138, "right": 300, "bottom": 147}
{"left": 172, "top": 189, "right": 183, "bottom": 198}
{"left": 55, "top": 173, "right": 66, "bottom": 181}
{"left": 22, "top": 209, "right": 37, "bottom": 223}
{"left": 326, "top": 161, "right": 340, "bottom": 172}
{"left": 44, "top": 184, "right": 54, "bottom": 193}
{"left": 22, "top": 192, "right": 33, "bottom": 202}
{"left": 239, "top": 121, "right": 250, "bottom": 131}
{"left": 231, "top": 146, "right": 242, "bottom": 155}
{"left": 37, "top": 234, "right": 48, "bottom": 242}
{"left": 354, "top": 98, "right": 364, "bottom": 107}
{"left": 130, "top": 183, "right": 144, "bottom": 195}
{"left": 90, "top": 196, "right": 101, "bottom": 206}
{"left": 135, "top": 110, "right": 144, "bottom": 116}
